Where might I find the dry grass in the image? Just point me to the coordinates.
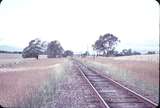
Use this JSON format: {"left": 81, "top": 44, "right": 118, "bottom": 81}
{"left": 112, "top": 54, "right": 159, "bottom": 63}
{"left": 0, "top": 57, "right": 65, "bottom": 107}
{"left": 52, "top": 59, "right": 98, "bottom": 108}
{"left": 0, "top": 57, "right": 90, "bottom": 108}
{"left": 15, "top": 63, "right": 65, "bottom": 108}
{"left": 0, "top": 54, "right": 23, "bottom": 68}
{"left": 0, "top": 53, "right": 22, "bottom": 60}
{"left": 1, "top": 53, "right": 158, "bottom": 107}
{"left": 80, "top": 54, "right": 159, "bottom": 104}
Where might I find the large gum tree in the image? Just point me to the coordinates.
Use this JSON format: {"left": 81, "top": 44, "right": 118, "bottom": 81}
{"left": 93, "top": 33, "right": 120, "bottom": 56}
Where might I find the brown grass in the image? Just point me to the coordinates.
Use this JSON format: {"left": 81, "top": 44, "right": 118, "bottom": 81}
{"left": 0, "top": 58, "right": 94, "bottom": 108}
{"left": 0, "top": 58, "right": 65, "bottom": 107}
{"left": 0, "top": 54, "right": 159, "bottom": 107}
{"left": 92, "top": 57, "right": 159, "bottom": 85}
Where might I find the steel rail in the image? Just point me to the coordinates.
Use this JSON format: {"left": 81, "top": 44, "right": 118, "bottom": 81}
{"left": 77, "top": 64, "right": 110, "bottom": 108}
{"left": 80, "top": 61, "right": 158, "bottom": 107}
{"left": 87, "top": 67, "right": 158, "bottom": 107}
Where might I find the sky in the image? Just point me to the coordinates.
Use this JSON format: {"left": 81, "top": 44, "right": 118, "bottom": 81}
{"left": 0, "top": 0, "right": 159, "bottom": 53}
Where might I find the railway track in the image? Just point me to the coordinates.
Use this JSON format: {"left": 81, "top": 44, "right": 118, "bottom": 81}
{"left": 74, "top": 60, "right": 158, "bottom": 108}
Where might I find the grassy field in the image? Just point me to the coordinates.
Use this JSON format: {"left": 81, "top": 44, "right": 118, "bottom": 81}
{"left": 0, "top": 53, "right": 159, "bottom": 107}
{"left": 0, "top": 53, "right": 66, "bottom": 107}
{"left": 0, "top": 53, "right": 22, "bottom": 59}
{"left": 0, "top": 54, "right": 92, "bottom": 108}
{"left": 80, "top": 54, "right": 159, "bottom": 104}
{"left": 0, "top": 53, "right": 22, "bottom": 67}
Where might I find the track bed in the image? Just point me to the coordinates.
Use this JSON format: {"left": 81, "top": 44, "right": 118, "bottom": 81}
{"left": 74, "top": 60, "right": 158, "bottom": 108}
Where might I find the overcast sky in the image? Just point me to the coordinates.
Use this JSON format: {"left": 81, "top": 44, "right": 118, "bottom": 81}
{"left": 0, "top": 0, "right": 159, "bottom": 53}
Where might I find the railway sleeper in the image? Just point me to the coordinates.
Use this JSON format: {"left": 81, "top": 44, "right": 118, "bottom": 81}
{"left": 109, "top": 102, "right": 152, "bottom": 108}
{"left": 103, "top": 97, "right": 141, "bottom": 103}
{"left": 87, "top": 103, "right": 105, "bottom": 108}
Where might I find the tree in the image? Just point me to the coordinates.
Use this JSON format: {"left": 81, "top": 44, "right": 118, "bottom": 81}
{"left": 93, "top": 33, "right": 120, "bottom": 56}
{"left": 41, "top": 41, "right": 48, "bottom": 54}
{"left": 121, "top": 49, "right": 141, "bottom": 56}
{"left": 132, "top": 51, "right": 141, "bottom": 55}
{"left": 81, "top": 51, "right": 90, "bottom": 57}
{"left": 122, "top": 49, "right": 132, "bottom": 56}
{"left": 47, "top": 40, "right": 64, "bottom": 58}
{"left": 63, "top": 50, "right": 74, "bottom": 57}
{"left": 147, "top": 51, "right": 156, "bottom": 55}
{"left": 112, "top": 50, "right": 119, "bottom": 56}
{"left": 22, "top": 38, "right": 46, "bottom": 58}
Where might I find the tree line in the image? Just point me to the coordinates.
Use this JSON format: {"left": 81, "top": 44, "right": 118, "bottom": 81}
{"left": 22, "top": 34, "right": 157, "bottom": 59}
{"left": 22, "top": 38, "right": 73, "bottom": 58}
{"left": 0, "top": 50, "right": 22, "bottom": 54}
{"left": 92, "top": 33, "right": 143, "bottom": 57}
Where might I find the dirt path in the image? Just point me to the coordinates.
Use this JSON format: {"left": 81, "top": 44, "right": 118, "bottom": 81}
{"left": 51, "top": 60, "right": 102, "bottom": 108}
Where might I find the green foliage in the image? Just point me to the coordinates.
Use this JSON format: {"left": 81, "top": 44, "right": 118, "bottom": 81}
{"left": 93, "top": 33, "right": 120, "bottom": 56}
{"left": 119, "top": 49, "right": 141, "bottom": 56}
{"left": 22, "top": 39, "right": 46, "bottom": 58}
{"left": 0, "top": 50, "right": 22, "bottom": 54}
{"left": 47, "top": 40, "right": 64, "bottom": 58}
{"left": 122, "top": 49, "right": 132, "bottom": 56}
{"left": 63, "top": 50, "right": 74, "bottom": 57}
{"left": 81, "top": 51, "right": 90, "bottom": 57}
{"left": 147, "top": 51, "right": 156, "bottom": 55}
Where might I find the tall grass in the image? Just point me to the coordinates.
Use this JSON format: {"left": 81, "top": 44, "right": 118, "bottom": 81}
{"left": 14, "top": 63, "right": 65, "bottom": 108}
{"left": 81, "top": 57, "right": 159, "bottom": 103}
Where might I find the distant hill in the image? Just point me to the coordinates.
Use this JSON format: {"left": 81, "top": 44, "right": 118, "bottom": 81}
{"left": 0, "top": 45, "right": 22, "bottom": 52}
